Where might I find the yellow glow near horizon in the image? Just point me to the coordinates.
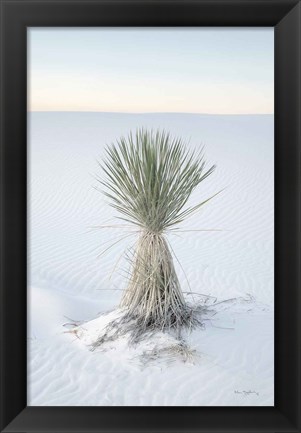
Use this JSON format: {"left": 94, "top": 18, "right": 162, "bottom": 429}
{"left": 29, "top": 73, "right": 273, "bottom": 114}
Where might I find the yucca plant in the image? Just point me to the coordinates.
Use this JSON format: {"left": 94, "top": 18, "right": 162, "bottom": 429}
{"left": 99, "top": 129, "right": 216, "bottom": 338}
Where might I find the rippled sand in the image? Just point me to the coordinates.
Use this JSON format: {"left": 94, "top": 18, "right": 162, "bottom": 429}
{"left": 27, "top": 112, "right": 274, "bottom": 406}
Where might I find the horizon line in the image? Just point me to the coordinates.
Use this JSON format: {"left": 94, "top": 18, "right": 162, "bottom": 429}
{"left": 28, "top": 110, "right": 274, "bottom": 116}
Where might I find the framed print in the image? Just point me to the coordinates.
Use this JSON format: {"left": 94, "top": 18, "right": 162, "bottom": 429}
{"left": 26, "top": 26, "right": 275, "bottom": 408}
{"left": 0, "top": 0, "right": 300, "bottom": 432}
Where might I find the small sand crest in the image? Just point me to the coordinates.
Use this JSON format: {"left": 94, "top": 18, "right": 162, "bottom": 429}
{"left": 65, "top": 295, "right": 271, "bottom": 370}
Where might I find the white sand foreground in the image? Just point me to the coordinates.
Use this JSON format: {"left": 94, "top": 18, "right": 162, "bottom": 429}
{"left": 28, "top": 112, "right": 274, "bottom": 406}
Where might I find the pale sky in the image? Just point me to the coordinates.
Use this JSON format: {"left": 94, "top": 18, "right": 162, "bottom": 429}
{"left": 28, "top": 28, "right": 274, "bottom": 114}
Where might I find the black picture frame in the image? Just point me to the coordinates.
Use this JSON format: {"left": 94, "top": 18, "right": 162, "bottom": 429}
{"left": 0, "top": 0, "right": 300, "bottom": 432}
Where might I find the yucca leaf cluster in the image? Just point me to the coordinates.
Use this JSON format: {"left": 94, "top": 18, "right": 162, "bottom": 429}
{"left": 101, "top": 129, "right": 215, "bottom": 233}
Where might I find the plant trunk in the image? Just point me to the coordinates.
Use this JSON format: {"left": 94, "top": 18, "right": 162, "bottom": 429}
{"left": 120, "top": 231, "right": 187, "bottom": 330}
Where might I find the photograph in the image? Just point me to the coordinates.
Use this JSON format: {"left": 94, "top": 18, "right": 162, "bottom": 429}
{"left": 27, "top": 27, "right": 274, "bottom": 406}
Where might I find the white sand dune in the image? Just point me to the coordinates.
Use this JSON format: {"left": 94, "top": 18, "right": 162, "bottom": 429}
{"left": 27, "top": 112, "right": 274, "bottom": 406}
